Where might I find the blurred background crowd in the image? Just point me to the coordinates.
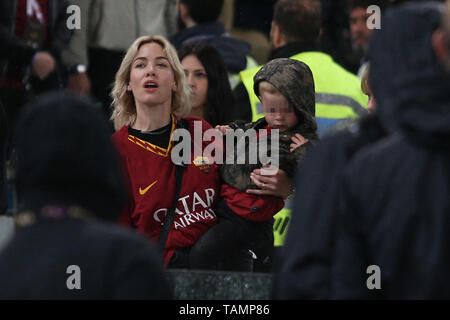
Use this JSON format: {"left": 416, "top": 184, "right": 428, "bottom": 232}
{"left": 0, "top": 0, "right": 413, "bottom": 216}
{"left": 0, "top": 0, "right": 449, "bottom": 300}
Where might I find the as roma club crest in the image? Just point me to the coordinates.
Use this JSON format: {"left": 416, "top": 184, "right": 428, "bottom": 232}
{"left": 193, "top": 156, "right": 212, "bottom": 173}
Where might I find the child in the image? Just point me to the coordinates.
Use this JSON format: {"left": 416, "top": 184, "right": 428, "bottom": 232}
{"left": 189, "top": 58, "right": 319, "bottom": 270}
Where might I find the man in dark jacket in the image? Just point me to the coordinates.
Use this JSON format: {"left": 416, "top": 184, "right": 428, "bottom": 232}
{"left": 0, "top": 0, "right": 72, "bottom": 157}
{"left": 331, "top": 2, "right": 450, "bottom": 299}
{"left": 0, "top": 92, "right": 173, "bottom": 299}
{"left": 0, "top": 0, "right": 72, "bottom": 76}
{"left": 272, "top": 1, "right": 448, "bottom": 299}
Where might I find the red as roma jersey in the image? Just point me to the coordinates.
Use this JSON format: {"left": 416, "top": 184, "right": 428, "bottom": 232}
{"left": 113, "top": 115, "right": 220, "bottom": 266}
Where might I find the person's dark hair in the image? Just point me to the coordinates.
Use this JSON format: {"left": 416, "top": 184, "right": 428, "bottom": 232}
{"left": 14, "top": 92, "right": 126, "bottom": 221}
{"left": 273, "top": 0, "right": 322, "bottom": 44}
{"left": 179, "top": 42, "right": 234, "bottom": 127}
{"left": 181, "top": 0, "right": 224, "bottom": 24}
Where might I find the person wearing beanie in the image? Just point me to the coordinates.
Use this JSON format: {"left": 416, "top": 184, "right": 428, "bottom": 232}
{"left": 188, "top": 58, "right": 318, "bottom": 271}
{"left": 0, "top": 92, "right": 173, "bottom": 299}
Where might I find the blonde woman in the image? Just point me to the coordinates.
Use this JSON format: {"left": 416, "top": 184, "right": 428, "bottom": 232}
{"left": 111, "top": 36, "right": 220, "bottom": 268}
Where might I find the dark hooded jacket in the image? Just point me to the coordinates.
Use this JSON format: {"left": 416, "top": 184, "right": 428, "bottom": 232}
{"left": 272, "top": 114, "right": 386, "bottom": 299}
{"left": 170, "top": 22, "right": 250, "bottom": 73}
{"left": 272, "top": 1, "right": 449, "bottom": 300}
{"left": 221, "top": 58, "right": 319, "bottom": 191}
{"left": 331, "top": 2, "right": 450, "bottom": 299}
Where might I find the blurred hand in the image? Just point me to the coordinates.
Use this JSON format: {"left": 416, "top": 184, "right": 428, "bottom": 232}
{"left": 67, "top": 73, "right": 91, "bottom": 96}
{"left": 247, "top": 164, "right": 293, "bottom": 199}
{"left": 290, "top": 133, "right": 308, "bottom": 152}
{"left": 215, "top": 125, "right": 232, "bottom": 135}
{"left": 31, "top": 51, "right": 56, "bottom": 80}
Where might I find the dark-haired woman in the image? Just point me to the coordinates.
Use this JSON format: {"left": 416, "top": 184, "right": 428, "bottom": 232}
{"left": 179, "top": 42, "right": 235, "bottom": 127}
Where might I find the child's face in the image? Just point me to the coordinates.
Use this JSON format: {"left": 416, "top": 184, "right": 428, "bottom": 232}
{"left": 259, "top": 90, "right": 299, "bottom": 132}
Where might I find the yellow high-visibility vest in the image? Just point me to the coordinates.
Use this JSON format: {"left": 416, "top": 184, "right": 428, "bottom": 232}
{"left": 239, "top": 51, "right": 368, "bottom": 133}
{"left": 273, "top": 206, "right": 292, "bottom": 247}
{"left": 229, "top": 56, "right": 259, "bottom": 90}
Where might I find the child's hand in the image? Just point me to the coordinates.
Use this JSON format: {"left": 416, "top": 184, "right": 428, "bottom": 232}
{"left": 215, "top": 125, "right": 232, "bottom": 135}
{"left": 290, "top": 133, "right": 309, "bottom": 152}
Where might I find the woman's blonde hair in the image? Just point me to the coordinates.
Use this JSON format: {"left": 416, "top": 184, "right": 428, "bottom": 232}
{"left": 111, "top": 35, "right": 191, "bottom": 130}
{"left": 361, "top": 64, "right": 371, "bottom": 96}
